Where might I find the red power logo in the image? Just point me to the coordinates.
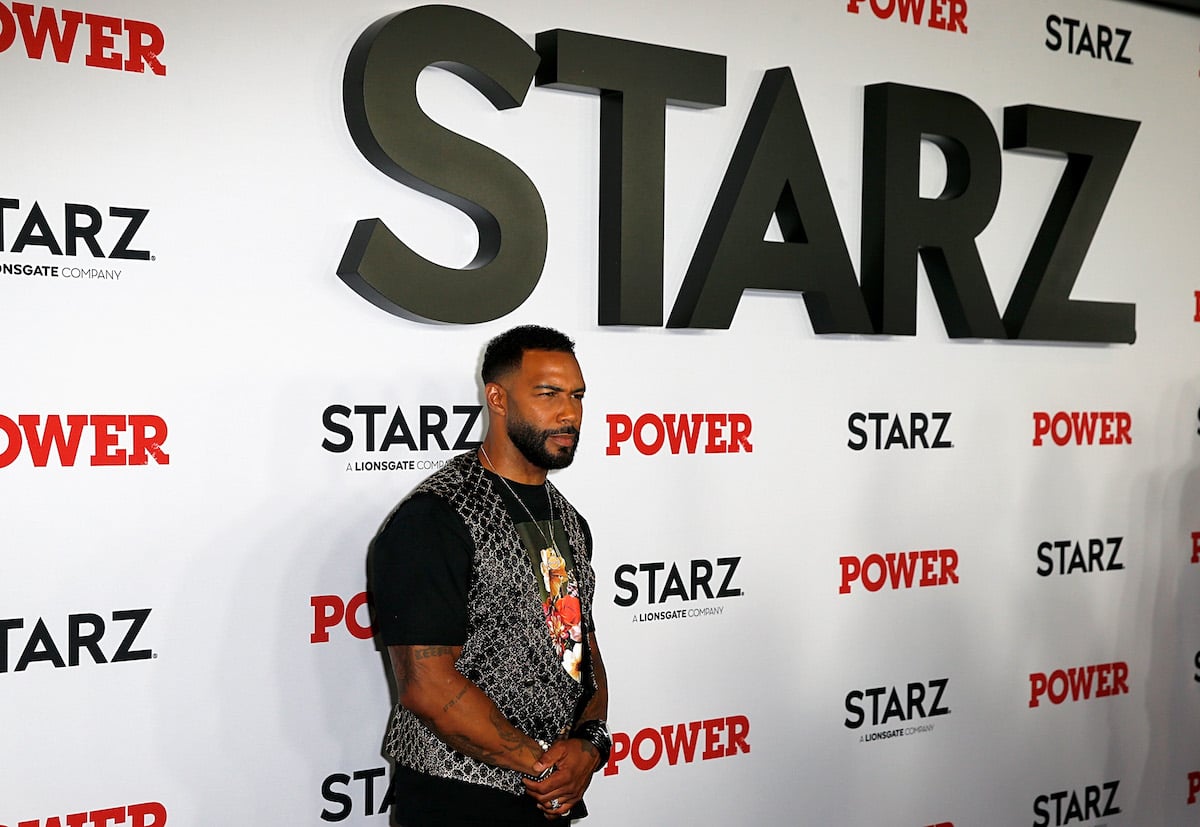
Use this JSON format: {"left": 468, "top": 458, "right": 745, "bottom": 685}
{"left": 0, "top": 3, "right": 165, "bottom": 74}
{"left": 845, "top": 0, "right": 967, "bottom": 33}
{"left": 0, "top": 414, "right": 168, "bottom": 467}
{"left": 603, "top": 715, "right": 749, "bottom": 776}
{"left": 1029, "top": 662, "right": 1129, "bottom": 708}
{"left": 1032, "top": 411, "right": 1130, "bottom": 446}
{"left": 839, "top": 549, "right": 958, "bottom": 594}
{"left": 3, "top": 801, "right": 166, "bottom": 827}
{"left": 606, "top": 413, "right": 751, "bottom": 456}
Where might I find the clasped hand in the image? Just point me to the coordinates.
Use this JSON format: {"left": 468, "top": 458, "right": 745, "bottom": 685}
{"left": 522, "top": 738, "right": 599, "bottom": 820}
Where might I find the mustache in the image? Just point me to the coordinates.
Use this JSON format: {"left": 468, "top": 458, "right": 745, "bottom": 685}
{"left": 547, "top": 426, "right": 580, "bottom": 437}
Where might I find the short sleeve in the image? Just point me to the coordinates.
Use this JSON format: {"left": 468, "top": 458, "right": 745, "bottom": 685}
{"left": 370, "top": 492, "right": 473, "bottom": 646}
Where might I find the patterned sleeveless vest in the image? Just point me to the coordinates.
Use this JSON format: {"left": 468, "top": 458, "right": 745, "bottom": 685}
{"left": 385, "top": 451, "right": 597, "bottom": 795}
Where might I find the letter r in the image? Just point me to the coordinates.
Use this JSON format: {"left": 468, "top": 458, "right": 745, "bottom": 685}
{"left": 129, "top": 802, "right": 169, "bottom": 827}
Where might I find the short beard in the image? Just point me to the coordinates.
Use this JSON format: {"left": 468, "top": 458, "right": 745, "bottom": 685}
{"left": 508, "top": 418, "right": 579, "bottom": 470}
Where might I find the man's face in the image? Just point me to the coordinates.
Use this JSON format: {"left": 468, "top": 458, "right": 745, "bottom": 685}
{"left": 502, "top": 349, "right": 585, "bottom": 470}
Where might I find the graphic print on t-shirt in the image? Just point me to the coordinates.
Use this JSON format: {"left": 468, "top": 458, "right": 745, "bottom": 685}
{"left": 514, "top": 519, "right": 584, "bottom": 682}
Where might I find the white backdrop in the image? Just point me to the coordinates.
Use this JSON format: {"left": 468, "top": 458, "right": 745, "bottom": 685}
{"left": 2, "top": 1, "right": 1199, "bottom": 825}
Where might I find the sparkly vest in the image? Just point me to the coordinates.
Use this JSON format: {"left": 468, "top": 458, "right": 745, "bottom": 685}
{"left": 385, "top": 451, "right": 596, "bottom": 795}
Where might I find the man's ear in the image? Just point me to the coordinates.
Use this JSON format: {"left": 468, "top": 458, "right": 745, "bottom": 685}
{"left": 484, "top": 382, "right": 507, "bottom": 418}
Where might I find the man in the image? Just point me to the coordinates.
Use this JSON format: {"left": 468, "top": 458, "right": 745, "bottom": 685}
{"left": 371, "top": 325, "right": 610, "bottom": 827}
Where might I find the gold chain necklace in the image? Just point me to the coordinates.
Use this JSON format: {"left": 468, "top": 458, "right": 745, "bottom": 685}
{"left": 479, "top": 445, "right": 558, "bottom": 553}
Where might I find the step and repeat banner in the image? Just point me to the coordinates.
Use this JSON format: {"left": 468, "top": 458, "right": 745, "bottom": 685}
{"left": 2, "top": 0, "right": 1200, "bottom": 824}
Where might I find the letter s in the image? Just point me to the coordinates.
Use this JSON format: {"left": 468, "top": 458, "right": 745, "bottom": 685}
{"left": 613, "top": 564, "right": 639, "bottom": 607}
{"left": 847, "top": 412, "right": 867, "bottom": 450}
{"left": 1045, "top": 15, "right": 1062, "bottom": 51}
{"left": 844, "top": 690, "right": 865, "bottom": 729}
{"left": 322, "top": 405, "right": 353, "bottom": 452}
{"left": 1035, "top": 541, "right": 1052, "bottom": 577}
{"left": 339, "top": 6, "right": 546, "bottom": 323}
{"left": 1032, "top": 794, "right": 1049, "bottom": 827}
{"left": 321, "top": 773, "right": 353, "bottom": 822}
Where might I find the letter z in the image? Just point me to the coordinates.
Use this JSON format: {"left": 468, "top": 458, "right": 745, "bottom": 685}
{"left": 1106, "top": 537, "right": 1124, "bottom": 570}
{"left": 931, "top": 412, "right": 952, "bottom": 448}
{"left": 1114, "top": 29, "right": 1132, "bottom": 64}
{"left": 928, "top": 678, "right": 951, "bottom": 717}
{"left": 716, "top": 557, "right": 742, "bottom": 598}
{"left": 1102, "top": 780, "right": 1120, "bottom": 816}
{"left": 111, "top": 609, "right": 153, "bottom": 662}
{"left": 452, "top": 405, "right": 482, "bottom": 449}
{"left": 109, "top": 207, "right": 151, "bottom": 260}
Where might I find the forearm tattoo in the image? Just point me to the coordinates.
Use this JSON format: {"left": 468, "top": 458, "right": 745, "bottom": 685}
{"left": 442, "top": 684, "right": 468, "bottom": 713}
{"left": 392, "top": 644, "right": 539, "bottom": 770}
{"left": 436, "top": 708, "right": 538, "bottom": 768}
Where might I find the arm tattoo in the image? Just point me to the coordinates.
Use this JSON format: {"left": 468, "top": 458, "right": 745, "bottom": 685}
{"left": 414, "top": 645, "right": 456, "bottom": 660}
{"left": 391, "top": 644, "right": 539, "bottom": 770}
{"left": 442, "top": 732, "right": 519, "bottom": 764}
{"left": 491, "top": 707, "right": 526, "bottom": 752}
{"left": 434, "top": 709, "right": 537, "bottom": 767}
{"left": 392, "top": 645, "right": 455, "bottom": 700}
{"left": 442, "top": 684, "right": 468, "bottom": 713}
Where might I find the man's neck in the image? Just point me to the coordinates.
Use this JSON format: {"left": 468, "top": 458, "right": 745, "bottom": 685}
{"left": 478, "top": 438, "right": 547, "bottom": 485}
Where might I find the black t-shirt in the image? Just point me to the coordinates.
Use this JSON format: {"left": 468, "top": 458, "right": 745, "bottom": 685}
{"left": 371, "top": 469, "right": 594, "bottom": 646}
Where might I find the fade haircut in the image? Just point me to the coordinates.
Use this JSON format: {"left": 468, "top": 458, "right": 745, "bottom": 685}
{"left": 481, "top": 325, "right": 576, "bottom": 384}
